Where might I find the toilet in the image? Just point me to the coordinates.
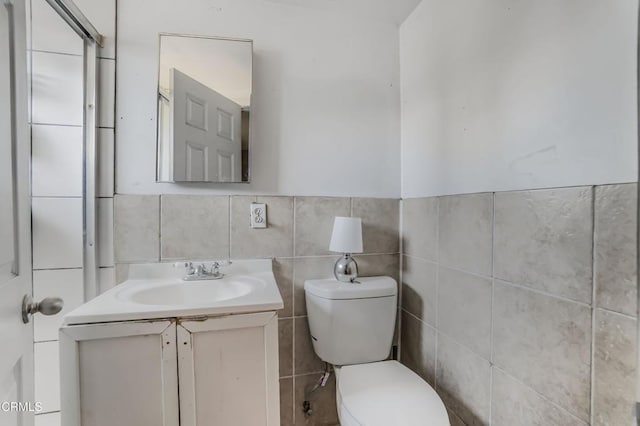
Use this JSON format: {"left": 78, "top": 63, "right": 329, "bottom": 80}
{"left": 305, "top": 276, "right": 449, "bottom": 426}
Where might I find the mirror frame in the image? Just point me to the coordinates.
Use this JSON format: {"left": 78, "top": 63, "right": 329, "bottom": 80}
{"left": 155, "top": 32, "right": 254, "bottom": 184}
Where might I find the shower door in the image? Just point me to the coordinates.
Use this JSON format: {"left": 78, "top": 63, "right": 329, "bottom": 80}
{"left": 0, "top": 1, "right": 35, "bottom": 425}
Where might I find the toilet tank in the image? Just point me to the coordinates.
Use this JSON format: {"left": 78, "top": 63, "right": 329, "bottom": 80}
{"left": 304, "top": 276, "right": 397, "bottom": 366}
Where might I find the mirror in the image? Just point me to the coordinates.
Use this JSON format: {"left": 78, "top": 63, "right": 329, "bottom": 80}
{"left": 156, "top": 34, "right": 252, "bottom": 183}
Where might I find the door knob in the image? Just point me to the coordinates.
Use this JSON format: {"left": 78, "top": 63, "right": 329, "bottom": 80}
{"left": 22, "top": 295, "right": 64, "bottom": 324}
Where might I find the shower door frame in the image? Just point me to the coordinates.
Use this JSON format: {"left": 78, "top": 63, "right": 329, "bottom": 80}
{"left": 44, "top": 0, "right": 103, "bottom": 301}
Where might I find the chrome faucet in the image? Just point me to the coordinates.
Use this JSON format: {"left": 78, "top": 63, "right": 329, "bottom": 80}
{"left": 180, "top": 261, "right": 230, "bottom": 281}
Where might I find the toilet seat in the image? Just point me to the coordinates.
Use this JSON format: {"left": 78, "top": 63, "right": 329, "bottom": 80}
{"left": 336, "top": 360, "right": 450, "bottom": 426}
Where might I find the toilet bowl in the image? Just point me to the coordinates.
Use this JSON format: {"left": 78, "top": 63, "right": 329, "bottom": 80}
{"left": 304, "top": 277, "right": 449, "bottom": 426}
{"left": 335, "top": 361, "right": 449, "bottom": 426}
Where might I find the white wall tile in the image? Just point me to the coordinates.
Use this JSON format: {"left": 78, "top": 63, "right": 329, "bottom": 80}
{"left": 33, "top": 269, "right": 84, "bottom": 342}
{"left": 436, "top": 333, "right": 491, "bottom": 425}
{"left": 31, "top": 0, "right": 83, "bottom": 55}
{"left": 494, "top": 187, "right": 593, "bottom": 304}
{"left": 98, "top": 198, "right": 114, "bottom": 267}
{"left": 32, "top": 198, "right": 83, "bottom": 269}
{"left": 98, "top": 128, "right": 115, "bottom": 197}
{"left": 35, "top": 412, "right": 60, "bottom": 426}
{"left": 594, "top": 184, "right": 638, "bottom": 316}
{"left": 31, "top": 125, "right": 82, "bottom": 197}
{"left": 492, "top": 282, "right": 592, "bottom": 420}
{"left": 437, "top": 266, "right": 492, "bottom": 359}
{"left": 74, "top": 0, "right": 116, "bottom": 59}
{"left": 31, "top": 52, "right": 83, "bottom": 126}
{"left": 27, "top": 52, "right": 32, "bottom": 123}
{"left": 99, "top": 59, "right": 115, "bottom": 128}
{"left": 99, "top": 267, "right": 115, "bottom": 294}
{"left": 34, "top": 341, "right": 60, "bottom": 413}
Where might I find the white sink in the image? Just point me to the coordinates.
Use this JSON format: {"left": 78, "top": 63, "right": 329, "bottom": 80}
{"left": 63, "top": 259, "right": 283, "bottom": 325}
{"left": 117, "top": 276, "right": 261, "bottom": 306}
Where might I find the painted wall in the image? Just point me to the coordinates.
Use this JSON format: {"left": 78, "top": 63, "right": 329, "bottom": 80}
{"left": 400, "top": 0, "right": 638, "bottom": 198}
{"left": 116, "top": 0, "right": 408, "bottom": 197}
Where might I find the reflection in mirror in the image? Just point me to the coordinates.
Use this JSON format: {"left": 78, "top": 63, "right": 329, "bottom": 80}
{"left": 157, "top": 34, "right": 252, "bottom": 183}
{"left": 0, "top": 2, "right": 16, "bottom": 283}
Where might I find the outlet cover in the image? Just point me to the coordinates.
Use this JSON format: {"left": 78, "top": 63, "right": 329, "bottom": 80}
{"left": 250, "top": 203, "right": 267, "bottom": 228}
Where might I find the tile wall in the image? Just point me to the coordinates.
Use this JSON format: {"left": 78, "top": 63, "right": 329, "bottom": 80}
{"left": 113, "top": 195, "right": 400, "bottom": 426}
{"left": 27, "top": 0, "right": 116, "bottom": 424}
{"left": 400, "top": 184, "right": 638, "bottom": 426}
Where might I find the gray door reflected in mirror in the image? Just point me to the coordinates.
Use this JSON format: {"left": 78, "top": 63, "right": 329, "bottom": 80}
{"left": 156, "top": 34, "right": 253, "bottom": 183}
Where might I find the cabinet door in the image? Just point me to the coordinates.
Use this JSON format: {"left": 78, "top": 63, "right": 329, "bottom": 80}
{"left": 178, "top": 312, "right": 280, "bottom": 426}
{"left": 60, "top": 320, "right": 179, "bottom": 426}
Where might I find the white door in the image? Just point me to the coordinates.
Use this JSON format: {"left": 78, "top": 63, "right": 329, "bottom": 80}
{"left": 171, "top": 68, "right": 242, "bottom": 182}
{"left": 177, "top": 312, "right": 280, "bottom": 426}
{"left": 0, "top": 1, "right": 35, "bottom": 425}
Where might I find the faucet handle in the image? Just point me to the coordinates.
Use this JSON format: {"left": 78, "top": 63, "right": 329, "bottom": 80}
{"left": 174, "top": 262, "right": 195, "bottom": 274}
{"left": 209, "top": 260, "right": 231, "bottom": 275}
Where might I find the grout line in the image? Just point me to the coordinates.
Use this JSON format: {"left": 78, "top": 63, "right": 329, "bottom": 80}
{"left": 33, "top": 339, "right": 59, "bottom": 344}
{"left": 489, "top": 192, "right": 496, "bottom": 424}
{"left": 397, "top": 199, "right": 403, "bottom": 361}
{"left": 292, "top": 197, "right": 297, "bottom": 258}
{"left": 30, "top": 122, "right": 83, "bottom": 128}
{"left": 157, "top": 196, "right": 162, "bottom": 262}
{"left": 434, "top": 196, "right": 440, "bottom": 390}
{"left": 402, "top": 252, "right": 438, "bottom": 263}
{"left": 30, "top": 48, "right": 83, "bottom": 58}
{"left": 279, "top": 374, "right": 294, "bottom": 379}
{"left": 30, "top": 122, "right": 82, "bottom": 128}
{"left": 33, "top": 266, "right": 84, "bottom": 272}
{"left": 493, "top": 278, "right": 593, "bottom": 309}
{"left": 34, "top": 410, "right": 60, "bottom": 416}
{"left": 436, "top": 327, "right": 490, "bottom": 363}
{"left": 227, "top": 196, "right": 232, "bottom": 258}
{"left": 291, "top": 197, "right": 297, "bottom": 412}
{"left": 589, "top": 185, "right": 597, "bottom": 426}
{"left": 292, "top": 374, "right": 297, "bottom": 424}
{"left": 493, "top": 365, "right": 590, "bottom": 425}
{"left": 31, "top": 195, "right": 83, "bottom": 199}
{"left": 593, "top": 306, "right": 637, "bottom": 321}
{"left": 403, "top": 308, "right": 498, "bottom": 382}
{"left": 488, "top": 362, "right": 494, "bottom": 425}
{"left": 402, "top": 309, "right": 437, "bottom": 333}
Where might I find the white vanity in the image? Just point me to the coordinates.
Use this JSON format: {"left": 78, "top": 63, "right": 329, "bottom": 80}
{"left": 59, "top": 259, "right": 283, "bottom": 426}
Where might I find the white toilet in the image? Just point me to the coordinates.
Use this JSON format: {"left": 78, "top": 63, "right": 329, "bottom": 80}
{"left": 305, "top": 276, "right": 449, "bottom": 426}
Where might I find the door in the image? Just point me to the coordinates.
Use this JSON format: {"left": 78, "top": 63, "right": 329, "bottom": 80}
{"left": 59, "top": 320, "right": 179, "bottom": 426}
{"left": 171, "top": 68, "right": 242, "bottom": 182}
{"left": 177, "top": 312, "right": 280, "bottom": 426}
{"left": 0, "top": 0, "right": 34, "bottom": 425}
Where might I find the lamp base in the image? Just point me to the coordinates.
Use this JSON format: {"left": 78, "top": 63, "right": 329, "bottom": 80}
{"left": 334, "top": 254, "right": 358, "bottom": 283}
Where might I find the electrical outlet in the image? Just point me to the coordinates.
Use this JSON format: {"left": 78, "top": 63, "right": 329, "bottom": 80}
{"left": 250, "top": 203, "right": 267, "bottom": 228}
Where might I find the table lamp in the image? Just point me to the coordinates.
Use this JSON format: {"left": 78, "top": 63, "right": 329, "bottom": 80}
{"left": 329, "top": 216, "right": 363, "bottom": 283}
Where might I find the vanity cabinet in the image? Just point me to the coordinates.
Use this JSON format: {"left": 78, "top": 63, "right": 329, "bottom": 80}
{"left": 60, "top": 311, "right": 279, "bottom": 426}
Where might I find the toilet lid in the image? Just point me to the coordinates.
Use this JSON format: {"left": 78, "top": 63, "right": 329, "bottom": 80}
{"left": 337, "top": 361, "right": 449, "bottom": 426}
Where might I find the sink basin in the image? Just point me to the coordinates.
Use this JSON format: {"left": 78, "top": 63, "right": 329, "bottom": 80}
{"left": 62, "top": 259, "right": 284, "bottom": 325}
{"left": 117, "top": 276, "right": 262, "bottom": 306}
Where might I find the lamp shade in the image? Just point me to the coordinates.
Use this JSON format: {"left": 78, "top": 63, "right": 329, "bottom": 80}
{"left": 329, "top": 217, "right": 363, "bottom": 253}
